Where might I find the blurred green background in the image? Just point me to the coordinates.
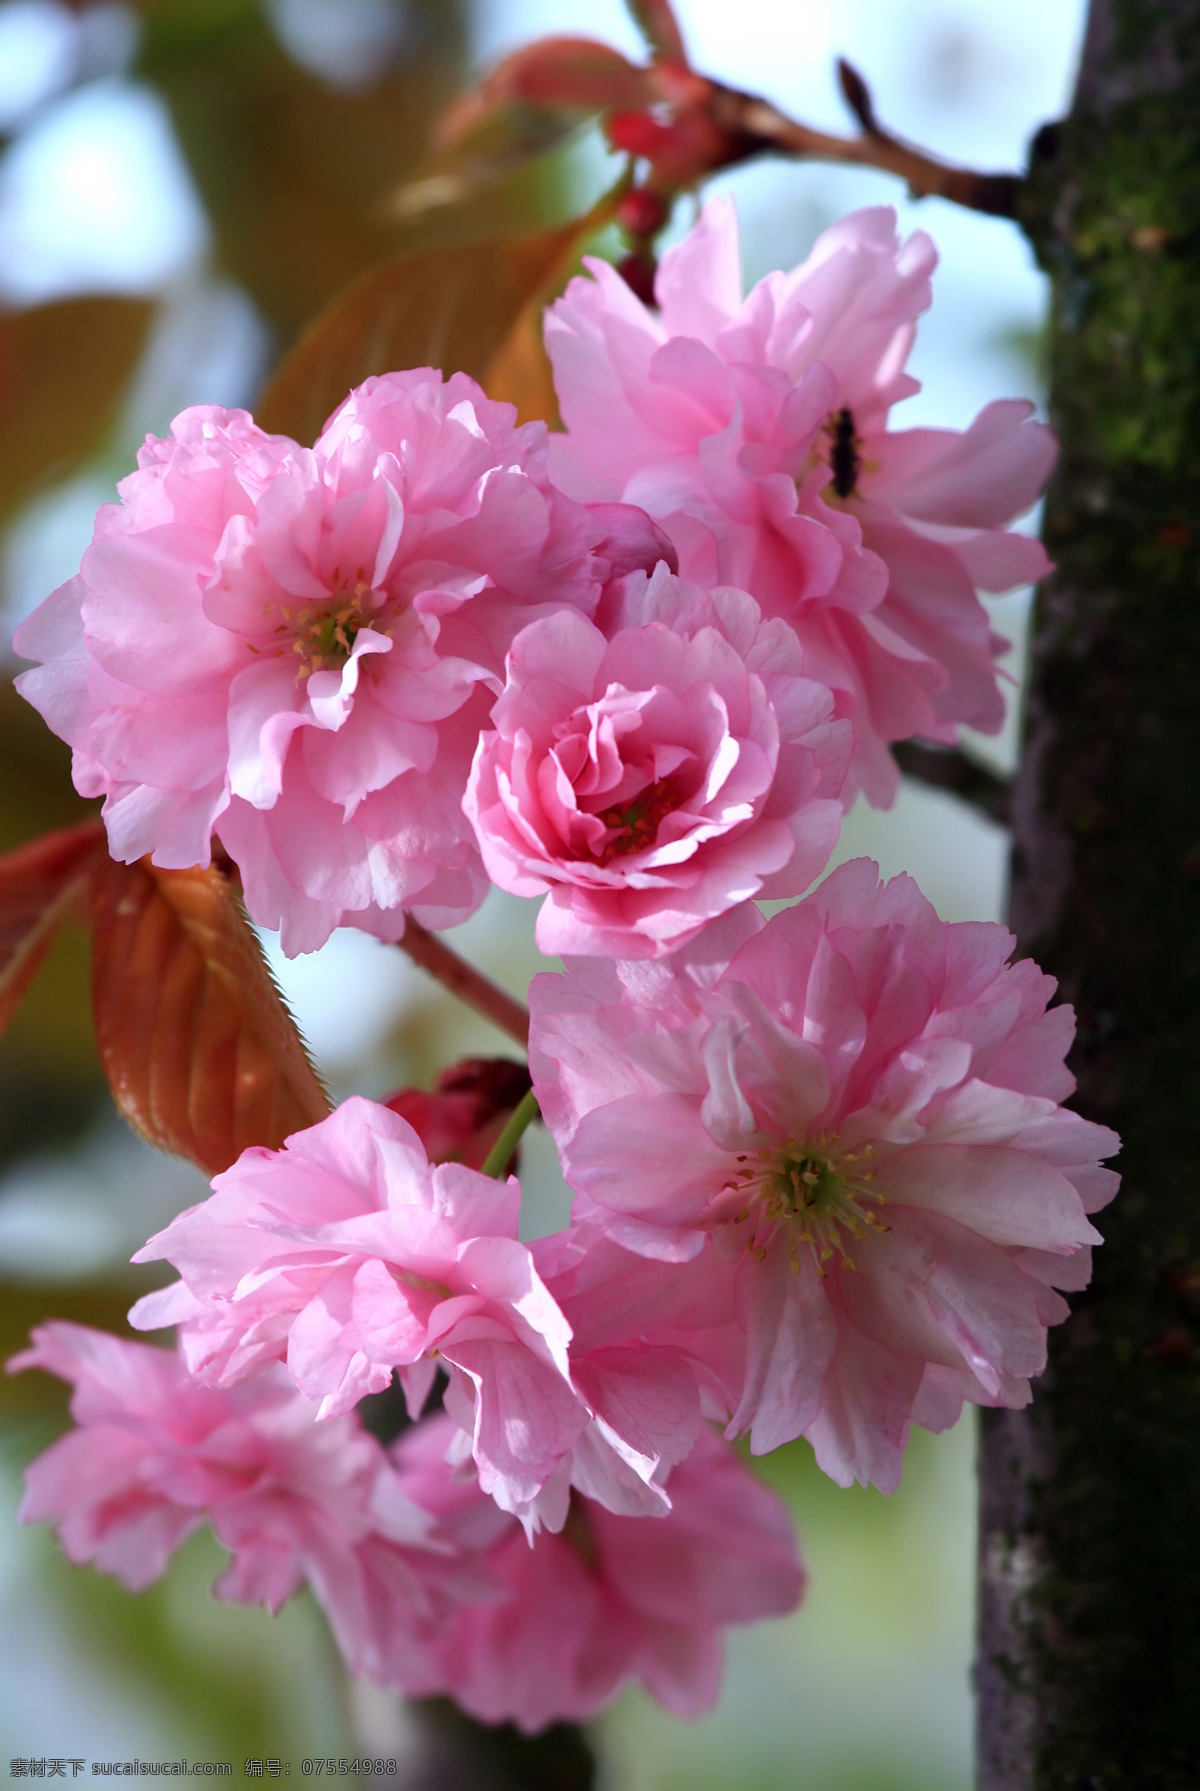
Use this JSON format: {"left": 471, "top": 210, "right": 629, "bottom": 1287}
{"left": 0, "top": 0, "right": 1089, "bottom": 1781}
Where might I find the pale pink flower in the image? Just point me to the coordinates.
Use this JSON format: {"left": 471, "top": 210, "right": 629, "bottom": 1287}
{"left": 546, "top": 201, "right": 1056, "bottom": 804}
{"left": 393, "top": 1415, "right": 804, "bottom": 1731}
{"left": 128, "top": 1098, "right": 693, "bottom": 1533}
{"left": 528, "top": 1219, "right": 744, "bottom": 1521}
{"left": 464, "top": 564, "right": 850, "bottom": 957}
{"left": 530, "top": 861, "right": 1119, "bottom": 1491}
{"left": 128, "top": 1097, "right": 590, "bottom": 1522}
{"left": 435, "top": 1216, "right": 744, "bottom": 1537}
{"left": 13, "top": 376, "right": 661, "bottom": 954}
{"left": 7, "top": 1323, "right": 471, "bottom": 1687}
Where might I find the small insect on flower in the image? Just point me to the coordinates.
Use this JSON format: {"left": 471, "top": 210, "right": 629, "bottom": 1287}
{"left": 545, "top": 198, "right": 1058, "bottom": 807}
{"left": 827, "top": 407, "right": 861, "bottom": 499}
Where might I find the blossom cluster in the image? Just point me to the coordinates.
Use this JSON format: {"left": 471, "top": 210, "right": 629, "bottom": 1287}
{"left": 13, "top": 1324, "right": 799, "bottom": 1728}
{"left": 15, "top": 203, "right": 1051, "bottom": 957}
{"left": 11, "top": 202, "right": 1117, "bottom": 1733}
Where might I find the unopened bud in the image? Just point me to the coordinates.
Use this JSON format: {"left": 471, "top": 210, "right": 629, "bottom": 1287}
{"left": 605, "top": 108, "right": 675, "bottom": 159}
{"left": 616, "top": 187, "right": 671, "bottom": 240}
{"left": 616, "top": 253, "right": 658, "bottom": 307}
{"left": 384, "top": 1057, "right": 532, "bottom": 1171}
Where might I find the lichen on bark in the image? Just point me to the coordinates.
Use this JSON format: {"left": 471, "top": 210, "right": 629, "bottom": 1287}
{"left": 978, "top": 3, "right": 1200, "bottom": 1786}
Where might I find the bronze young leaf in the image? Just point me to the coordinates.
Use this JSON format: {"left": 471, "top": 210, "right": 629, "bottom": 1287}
{"left": 90, "top": 857, "right": 328, "bottom": 1175}
{"left": 256, "top": 227, "right": 584, "bottom": 445}
{"left": 0, "top": 821, "right": 106, "bottom": 1039}
{"left": 0, "top": 299, "right": 153, "bottom": 522}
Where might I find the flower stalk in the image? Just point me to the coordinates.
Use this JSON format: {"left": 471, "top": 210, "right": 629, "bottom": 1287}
{"left": 398, "top": 915, "right": 530, "bottom": 1047}
{"left": 480, "top": 1088, "right": 540, "bottom": 1180}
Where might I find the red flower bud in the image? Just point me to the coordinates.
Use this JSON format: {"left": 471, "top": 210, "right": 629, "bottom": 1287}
{"left": 616, "top": 187, "right": 670, "bottom": 240}
{"left": 616, "top": 253, "right": 659, "bottom": 307}
{"left": 605, "top": 109, "right": 676, "bottom": 159}
{"left": 384, "top": 1057, "right": 532, "bottom": 1170}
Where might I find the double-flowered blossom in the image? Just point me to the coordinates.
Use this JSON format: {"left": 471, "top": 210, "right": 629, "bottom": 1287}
{"left": 530, "top": 860, "right": 1119, "bottom": 1491}
{"left": 127, "top": 1097, "right": 700, "bottom": 1534}
{"left": 546, "top": 201, "right": 1056, "bottom": 804}
{"left": 127, "top": 1098, "right": 587, "bottom": 1525}
{"left": 464, "top": 564, "right": 851, "bottom": 957}
{"left": 5, "top": 173, "right": 1118, "bottom": 1737}
{"left": 13, "top": 373, "right": 666, "bottom": 954}
{"left": 12, "top": 1327, "right": 802, "bottom": 1729}
{"left": 8, "top": 1324, "right": 472, "bottom": 1688}
{"left": 392, "top": 1415, "right": 804, "bottom": 1731}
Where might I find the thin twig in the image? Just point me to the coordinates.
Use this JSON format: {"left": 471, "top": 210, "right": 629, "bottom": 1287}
{"left": 709, "top": 60, "right": 1021, "bottom": 217}
{"left": 398, "top": 915, "right": 530, "bottom": 1047}
{"left": 893, "top": 741, "right": 1013, "bottom": 825}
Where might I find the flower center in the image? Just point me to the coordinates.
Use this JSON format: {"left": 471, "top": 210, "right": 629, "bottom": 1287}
{"left": 594, "top": 777, "right": 676, "bottom": 862}
{"left": 726, "top": 1134, "right": 888, "bottom": 1274}
{"left": 289, "top": 590, "right": 378, "bottom": 678}
{"left": 250, "top": 582, "right": 386, "bottom": 679}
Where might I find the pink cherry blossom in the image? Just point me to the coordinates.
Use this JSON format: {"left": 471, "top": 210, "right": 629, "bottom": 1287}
{"left": 530, "top": 860, "right": 1119, "bottom": 1491}
{"left": 127, "top": 1097, "right": 697, "bottom": 1533}
{"left": 128, "top": 1096, "right": 589, "bottom": 1523}
{"left": 13, "top": 376, "right": 661, "bottom": 954}
{"left": 546, "top": 200, "right": 1057, "bottom": 804}
{"left": 392, "top": 1415, "right": 805, "bottom": 1731}
{"left": 528, "top": 1219, "right": 744, "bottom": 1521}
{"left": 464, "top": 564, "right": 850, "bottom": 957}
{"left": 7, "top": 1323, "right": 473, "bottom": 1687}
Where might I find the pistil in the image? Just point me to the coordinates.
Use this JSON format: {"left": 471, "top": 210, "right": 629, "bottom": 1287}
{"left": 594, "top": 777, "right": 676, "bottom": 861}
{"left": 725, "top": 1133, "right": 888, "bottom": 1274}
{"left": 254, "top": 581, "right": 386, "bottom": 679}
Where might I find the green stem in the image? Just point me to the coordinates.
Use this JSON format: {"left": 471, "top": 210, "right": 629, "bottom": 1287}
{"left": 480, "top": 1087, "right": 540, "bottom": 1179}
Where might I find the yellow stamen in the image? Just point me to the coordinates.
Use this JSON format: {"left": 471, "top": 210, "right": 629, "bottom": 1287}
{"left": 730, "top": 1135, "right": 889, "bottom": 1276}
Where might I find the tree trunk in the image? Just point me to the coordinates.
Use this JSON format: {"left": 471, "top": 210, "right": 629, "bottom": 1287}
{"left": 978, "top": 2, "right": 1200, "bottom": 1784}
{"left": 397, "top": 1701, "right": 595, "bottom": 1791}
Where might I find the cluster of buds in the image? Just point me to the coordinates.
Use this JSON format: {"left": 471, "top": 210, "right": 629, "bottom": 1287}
{"left": 405, "top": 0, "right": 1020, "bottom": 310}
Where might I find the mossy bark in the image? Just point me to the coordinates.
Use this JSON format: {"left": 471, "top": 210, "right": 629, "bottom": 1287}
{"left": 978, "top": 2, "right": 1200, "bottom": 1785}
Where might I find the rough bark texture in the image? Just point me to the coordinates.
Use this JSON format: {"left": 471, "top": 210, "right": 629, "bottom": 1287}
{"left": 979, "top": 2, "right": 1200, "bottom": 1785}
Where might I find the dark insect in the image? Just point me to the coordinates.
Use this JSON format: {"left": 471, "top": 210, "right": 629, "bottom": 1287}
{"left": 829, "top": 407, "right": 860, "bottom": 498}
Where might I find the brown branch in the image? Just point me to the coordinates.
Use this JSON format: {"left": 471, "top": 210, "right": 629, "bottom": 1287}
{"left": 398, "top": 916, "right": 530, "bottom": 1048}
{"left": 836, "top": 57, "right": 879, "bottom": 133}
{"left": 892, "top": 741, "right": 1013, "bottom": 825}
{"left": 707, "top": 60, "right": 1021, "bottom": 218}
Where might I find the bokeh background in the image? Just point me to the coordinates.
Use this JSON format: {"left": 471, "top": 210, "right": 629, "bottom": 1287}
{"left": 0, "top": 1, "right": 1088, "bottom": 1783}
